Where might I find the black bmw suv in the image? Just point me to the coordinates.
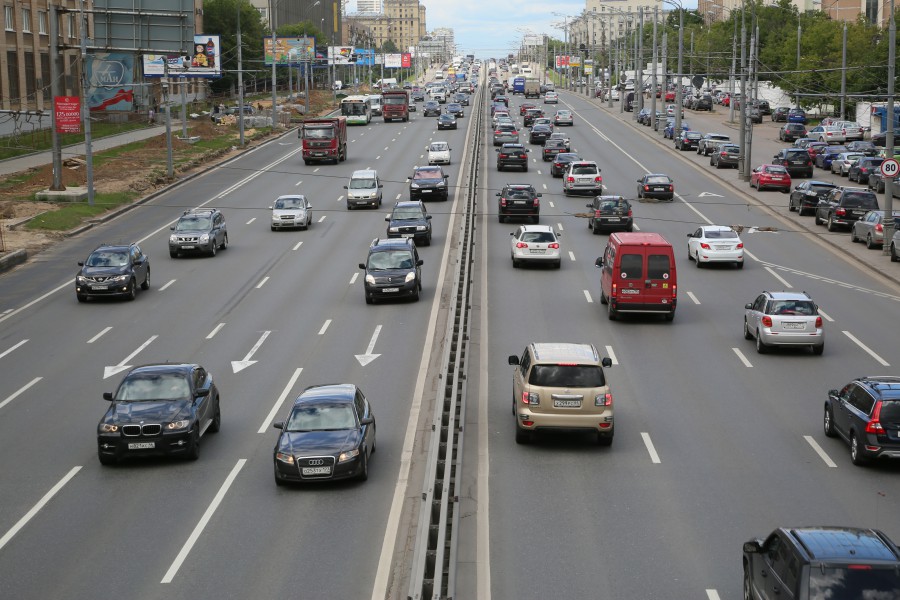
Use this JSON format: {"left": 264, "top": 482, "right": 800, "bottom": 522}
{"left": 385, "top": 200, "right": 432, "bottom": 246}
{"left": 409, "top": 166, "right": 449, "bottom": 201}
{"left": 169, "top": 208, "right": 228, "bottom": 257}
{"left": 496, "top": 143, "right": 530, "bottom": 172}
{"left": 76, "top": 242, "right": 150, "bottom": 302}
{"left": 814, "top": 186, "right": 879, "bottom": 231}
{"left": 825, "top": 375, "right": 900, "bottom": 465}
{"left": 497, "top": 184, "right": 541, "bottom": 223}
{"left": 359, "top": 238, "right": 423, "bottom": 303}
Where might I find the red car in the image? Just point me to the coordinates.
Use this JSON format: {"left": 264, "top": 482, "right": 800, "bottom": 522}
{"left": 665, "top": 90, "right": 676, "bottom": 102}
{"left": 750, "top": 164, "right": 792, "bottom": 192}
{"left": 519, "top": 102, "right": 536, "bottom": 116}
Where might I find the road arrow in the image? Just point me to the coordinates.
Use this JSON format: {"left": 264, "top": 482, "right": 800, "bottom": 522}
{"left": 697, "top": 192, "right": 724, "bottom": 198}
{"left": 231, "top": 331, "right": 271, "bottom": 373}
{"left": 104, "top": 335, "right": 158, "bottom": 379}
{"left": 355, "top": 325, "right": 382, "bottom": 366}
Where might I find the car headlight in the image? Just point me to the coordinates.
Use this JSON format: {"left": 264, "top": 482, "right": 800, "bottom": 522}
{"left": 338, "top": 448, "right": 360, "bottom": 463}
{"left": 275, "top": 451, "right": 295, "bottom": 465}
{"left": 200, "top": 234, "right": 210, "bottom": 243}
{"left": 410, "top": 183, "right": 420, "bottom": 189}
{"left": 388, "top": 227, "right": 399, "bottom": 233}
{"left": 416, "top": 225, "right": 427, "bottom": 231}
{"left": 166, "top": 419, "right": 191, "bottom": 431}
{"left": 98, "top": 423, "right": 118, "bottom": 433}
{"left": 76, "top": 275, "right": 87, "bottom": 283}
{"left": 111, "top": 274, "right": 129, "bottom": 283}
{"left": 365, "top": 274, "right": 376, "bottom": 285}
{"left": 436, "top": 181, "right": 446, "bottom": 187}
{"left": 404, "top": 272, "right": 416, "bottom": 283}
{"left": 368, "top": 193, "right": 376, "bottom": 199}
{"left": 169, "top": 234, "right": 178, "bottom": 242}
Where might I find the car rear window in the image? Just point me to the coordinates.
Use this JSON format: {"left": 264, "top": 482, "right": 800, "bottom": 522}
{"left": 705, "top": 230, "right": 738, "bottom": 239}
{"left": 528, "top": 364, "right": 606, "bottom": 387}
{"left": 647, "top": 254, "right": 671, "bottom": 279}
{"left": 843, "top": 193, "right": 878, "bottom": 208}
{"left": 620, "top": 253, "right": 644, "bottom": 280}
{"left": 521, "top": 232, "right": 555, "bottom": 243}
{"left": 646, "top": 176, "right": 671, "bottom": 184}
{"left": 770, "top": 300, "right": 816, "bottom": 315}
{"left": 808, "top": 566, "right": 900, "bottom": 599}
{"left": 572, "top": 165, "right": 598, "bottom": 175}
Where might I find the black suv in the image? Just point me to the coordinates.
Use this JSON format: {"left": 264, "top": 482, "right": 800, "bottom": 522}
{"left": 586, "top": 196, "right": 633, "bottom": 234}
{"left": 358, "top": 238, "right": 423, "bottom": 304}
{"left": 825, "top": 376, "right": 900, "bottom": 465}
{"left": 773, "top": 148, "right": 813, "bottom": 178}
{"left": 529, "top": 124, "right": 552, "bottom": 145}
{"left": 385, "top": 200, "right": 432, "bottom": 246}
{"left": 692, "top": 94, "right": 713, "bottom": 111}
{"left": 169, "top": 208, "right": 228, "bottom": 257}
{"left": 408, "top": 166, "right": 449, "bottom": 201}
{"left": 76, "top": 242, "right": 150, "bottom": 302}
{"left": 523, "top": 108, "right": 543, "bottom": 127}
{"left": 772, "top": 106, "right": 791, "bottom": 122}
{"left": 496, "top": 143, "right": 530, "bottom": 172}
{"left": 497, "top": 184, "right": 541, "bottom": 223}
{"left": 848, "top": 156, "right": 884, "bottom": 184}
{"left": 814, "top": 187, "right": 879, "bottom": 231}
{"left": 743, "top": 526, "right": 900, "bottom": 599}
{"left": 788, "top": 180, "right": 837, "bottom": 216}
{"left": 97, "top": 363, "right": 221, "bottom": 464}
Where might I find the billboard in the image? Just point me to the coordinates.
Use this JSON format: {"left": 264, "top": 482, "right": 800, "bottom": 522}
{"left": 355, "top": 48, "right": 375, "bottom": 66}
{"left": 569, "top": 56, "right": 582, "bottom": 67}
{"left": 328, "top": 46, "right": 356, "bottom": 65}
{"left": 384, "top": 53, "right": 401, "bottom": 68}
{"left": 401, "top": 53, "right": 411, "bottom": 68}
{"left": 264, "top": 37, "right": 315, "bottom": 66}
{"left": 142, "top": 34, "right": 222, "bottom": 78}
{"left": 556, "top": 55, "right": 570, "bottom": 67}
{"left": 54, "top": 96, "right": 81, "bottom": 133}
{"left": 86, "top": 52, "right": 135, "bottom": 111}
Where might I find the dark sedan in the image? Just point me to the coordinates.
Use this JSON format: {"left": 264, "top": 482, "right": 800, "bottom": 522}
{"left": 848, "top": 157, "right": 884, "bottom": 184}
{"left": 273, "top": 383, "right": 375, "bottom": 484}
{"left": 550, "top": 152, "right": 581, "bottom": 177}
{"left": 846, "top": 140, "right": 878, "bottom": 156}
{"left": 97, "top": 363, "right": 221, "bottom": 465}
{"left": 637, "top": 173, "right": 675, "bottom": 200}
{"left": 523, "top": 108, "right": 544, "bottom": 127}
{"left": 409, "top": 166, "right": 449, "bottom": 201}
{"left": 674, "top": 130, "right": 703, "bottom": 151}
{"left": 423, "top": 101, "right": 441, "bottom": 116}
{"left": 529, "top": 124, "right": 553, "bottom": 145}
{"left": 542, "top": 138, "right": 567, "bottom": 161}
{"left": 437, "top": 113, "right": 457, "bottom": 130}
{"left": 586, "top": 195, "right": 633, "bottom": 233}
{"left": 788, "top": 180, "right": 838, "bottom": 216}
{"left": 445, "top": 102, "right": 464, "bottom": 118}
{"left": 385, "top": 200, "right": 432, "bottom": 246}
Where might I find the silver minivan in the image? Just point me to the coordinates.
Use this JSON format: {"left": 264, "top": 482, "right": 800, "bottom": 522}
{"left": 344, "top": 169, "right": 383, "bottom": 209}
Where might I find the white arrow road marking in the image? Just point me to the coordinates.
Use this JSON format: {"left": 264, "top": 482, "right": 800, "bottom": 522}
{"left": 0, "top": 339, "right": 27, "bottom": 360}
{"left": 697, "top": 192, "right": 724, "bottom": 197}
{"left": 0, "top": 377, "right": 42, "bottom": 412}
{"left": 641, "top": 432, "right": 661, "bottom": 463}
{"left": 0, "top": 466, "right": 81, "bottom": 552}
{"left": 804, "top": 435, "right": 838, "bottom": 468}
{"left": 842, "top": 331, "right": 890, "bottom": 366}
{"left": 161, "top": 459, "right": 246, "bottom": 583}
{"left": 355, "top": 325, "right": 383, "bottom": 366}
{"left": 258, "top": 368, "right": 303, "bottom": 433}
{"left": 87, "top": 327, "right": 112, "bottom": 344}
{"left": 104, "top": 335, "right": 158, "bottom": 379}
{"left": 231, "top": 331, "right": 271, "bottom": 373}
{"left": 206, "top": 323, "right": 225, "bottom": 339}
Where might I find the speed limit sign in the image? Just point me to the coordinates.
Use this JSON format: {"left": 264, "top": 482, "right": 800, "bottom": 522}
{"left": 881, "top": 158, "right": 899, "bottom": 178}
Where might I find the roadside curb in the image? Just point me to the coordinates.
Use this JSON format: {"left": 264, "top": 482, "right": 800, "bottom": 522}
{"left": 0, "top": 248, "right": 26, "bottom": 272}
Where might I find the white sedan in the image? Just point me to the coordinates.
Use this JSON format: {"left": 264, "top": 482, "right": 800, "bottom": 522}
{"left": 544, "top": 91, "right": 559, "bottom": 104}
{"left": 427, "top": 141, "right": 451, "bottom": 165}
{"left": 687, "top": 225, "right": 744, "bottom": 268}
{"left": 510, "top": 224, "right": 561, "bottom": 269}
{"left": 269, "top": 194, "right": 312, "bottom": 230}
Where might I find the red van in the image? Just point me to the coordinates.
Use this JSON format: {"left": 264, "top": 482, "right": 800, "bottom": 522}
{"left": 595, "top": 232, "right": 677, "bottom": 321}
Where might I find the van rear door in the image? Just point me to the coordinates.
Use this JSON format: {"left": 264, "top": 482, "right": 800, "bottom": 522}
{"left": 610, "top": 246, "right": 676, "bottom": 318}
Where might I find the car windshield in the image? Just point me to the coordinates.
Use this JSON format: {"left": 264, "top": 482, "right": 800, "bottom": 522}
{"left": 430, "top": 143, "right": 448, "bottom": 152}
{"left": 392, "top": 207, "right": 425, "bottom": 220}
{"left": 350, "top": 178, "right": 376, "bottom": 189}
{"left": 646, "top": 176, "right": 671, "bottom": 184}
{"left": 528, "top": 365, "right": 606, "bottom": 387}
{"left": 414, "top": 168, "right": 442, "bottom": 179}
{"left": 285, "top": 404, "right": 357, "bottom": 432}
{"left": 302, "top": 126, "right": 334, "bottom": 140}
{"left": 86, "top": 251, "right": 129, "bottom": 267}
{"left": 175, "top": 216, "right": 211, "bottom": 231}
{"left": 843, "top": 193, "right": 878, "bottom": 208}
{"left": 368, "top": 250, "right": 415, "bottom": 270}
{"left": 704, "top": 229, "right": 738, "bottom": 239}
{"left": 274, "top": 197, "right": 304, "bottom": 209}
{"left": 520, "top": 231, "right": 556, "bottom": 243}
{"left": 808, "top": 566, "right": 900, "bottom": 599}
{"left": 770, "top": 300, "right": 816, "bottom": 315}
{"left": 116, "top": 373, "right": 191, "bottom": 401}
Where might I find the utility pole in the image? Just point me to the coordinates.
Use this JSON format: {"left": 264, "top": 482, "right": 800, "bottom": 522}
{"left": 796, "top": 24, "right": 801, "bottom": 108}
{"left": 729, "top": 15, "right": 737, "bottom": 122}
{"left": 270, "top": 0, "right": 277, "bottom": 129}
{"left": 840, "top": 22, "right": 847, "bottom": 120}
{"left": 237, "top": 4, "right": 245, "bottom": 147}
{"left": 738, "top": 3, "right": 747, "bottom": 180}
{"left": 674, "top": 7, "right": 684, "bottom": 138}
{"left": 637, "top": 8, "right": 644, "bottom": 118}
{"left": 49, "top": 5, "right": 64, "bottom": 191}
{"left": 78, "top": 0, "right": 95, "bottom": 206}
{"left": 883, "top": 0, "right": 896, "bottom": 255}
{"left": 651, "top": 7, "right": 658, "bottom": 131}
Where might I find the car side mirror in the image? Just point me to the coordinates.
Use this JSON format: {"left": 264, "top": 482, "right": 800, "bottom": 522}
{"left": 508, "top": 355, "right": 520, "bottom": 366}
{"left": 743, "top": 541, "right": 763, "bottom": 554}
{"left": 359, "top": 416, "right": 375, "bottom": 426}
{"left": 195, "top": 388, "right": 210, "bottom": 398}
{"left": 687, "top": 233, "right": 693, "bottom": 238}
{"left": 267, "top": 206, "right": 273, "bottom": 210}
{"left": 536, "top": 193, "right": 542, "bottom": 197}
{"left": 385, "top": 215, "right": 390, "bottom": 221}
{"left": 343, "top": 185, "right": 348, "bottom": 189}
{"left": 416, "top": 259, "right": 424, "bottom": 266}
{"left": 828, "top": 389, "right": 838, "bottom": 398}
{"left": 170, "top": 225, "right": 175, "bottom": 231}
{"left": 103, "top": 392, "right": 113, "bottom": 401}
{"left": 587, "top": 204, "right": 593, "bottom": 208}
{"left": 78, "top": 261, "right": 85, "bottom": 266}
{"left": 744, "top": 303, "right": 753, "bottom": 309}
{"left": 595, "top": 257, "right": 603, "bottom": 267}
{"left": 601, "top": 357, "right": 613, "bottom": 368}
{"left": 510, "top": 232, "right": 515, "bottom": 236}
{"left": 378, "top": 184, "right": 384, "bottom": 188}
{"left": 495, "top": 149, "right": 500, "bottom": 153}
{"left": 426, "top": 215, "right": 432, "bottom": 220}
{"left": 359, "top": 263, "right": 366, "bottom": 269}
{"left": 444, "top": 175, "right": 449, "bottom": 179}
{"left": 272, "top": 421, "right": 284, "bottom": 430}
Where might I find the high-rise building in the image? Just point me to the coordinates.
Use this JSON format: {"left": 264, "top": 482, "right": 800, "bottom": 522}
{"left": 356, "top": 0, "right": 383, "bottom": 13}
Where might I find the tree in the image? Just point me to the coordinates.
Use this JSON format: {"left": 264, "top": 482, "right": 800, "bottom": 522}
{"left": 381, "top": 39, "right": 399, "bottom": 54}
{"left": 203, "top": 0, "right": 267, "bottom": 95}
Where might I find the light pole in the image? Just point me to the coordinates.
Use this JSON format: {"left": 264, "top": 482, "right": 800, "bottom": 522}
{"left": 552, "top": 13, "right": 573, "bottom": 88}
{"left": 269, "top": 0, "right": 277, "bottom": 128}
{"left": 663, "top": 0, "right": 685, "bottom": 138}
{"left": 883, "top": 0, "right": 895, "bottom": 254}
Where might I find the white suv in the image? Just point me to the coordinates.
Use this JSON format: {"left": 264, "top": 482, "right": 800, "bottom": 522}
{"left": 563, "top": 161, "right": 603, "bottom": 196}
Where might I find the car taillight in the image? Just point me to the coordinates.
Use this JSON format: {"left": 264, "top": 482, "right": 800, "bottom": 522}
{"left": 644, "top": 185, "right": 650, "bottom": 191}
{"left": 668, "top": 185, "right": 674, "bottom": 191}
{"left": 876, "top": 223, "right": 884, "bottom": 232}
{"left": 842, "top": 128, "right": 846, "bottom": 134}
{"left": 627, "top": 209, "right": 633, "bottom": 217}
{"left": 595, "top": 393, "right": 613, "bottom": 406}
{"left": 762, "top": 316, "right": 773, "bottom": 327}
{"left": 499, "top": 153, "right": 508, "bottom": 159}
{"left": 720, "top": 151, "right": 728, "bottom": 157}
{"left": 866, "top": 400, "right": 885, "bottom": 434}
{"left": 783, "top": 160, "right": 790, "bottom": 166}
{"left": 522, "top": 391, "right": 539, "bottom": 405}
{"left": 815, "top": 316, "right": 823, "bottom": 327}
{"left": 806, "top": 160, "right": 812, "bottom": 166}
{"left": 595, "top": 176, "right": 603, "bottom": 183}
{"left": 595, "top": 210, "right": 602, "bottom": 217}
{"left": 500, "top": 197, "right": 507, "bottom": 206}
{"left": 736, "top": 242, "right": 744, "bottom": 248}
{"left": 836, "top": 208, "right": 846, "bottom": 216}
{"left": 533, "top": 198, "right": 539, "bottom": 206}
{"left": 494, "top": 130, "right": 501, "bottom": 135}
{"left": 548, "top": 242, "right": 559, "bottom": 249}
{"left": 611, "top": 282, "right": 617, "bottom": 297}
{"left": 567, "top": 176, "right": 575, "bottom": 183}
{"left": 516, "top": 242, "right": 528, "bottom": 248}
{"left": 700, "top": 242, "right": 711, "bottom": 249}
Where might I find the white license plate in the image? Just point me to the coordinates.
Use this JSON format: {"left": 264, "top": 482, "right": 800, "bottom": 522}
{"left": 402, "top": 233, "right": 414, "bottom": 238}
{"left": 620, "top": 289, "right": 640, "bottom": 295}
{"left": 771, "top": 177, "right": 783, "bottom": 180}
{"left": 529, "top": 249, "right": 545, "bottom": 254}
{"left": 128, "top": 442, "right": 155, "bottom": 450}
{"left": 605, "top": 217, "right": 620, "bottom": 222}
{"left": 301, "top": 466, "right": 332, "bottom": 475}
{"left": 181, "top": 245, "right": 195, "bottom": 249}
{"left": 714, "top": 245, "right": 730, "bottom": 250}
{"left": 421, "top": 189, "right": 432, "bottom": 193}
{"left": 383, "top": 287, "right": 400, "bottom": 293}
{"left": 783, "top": 322, "right": 805, "bottom": 330}
{"left": 513, "top": 200, "right": 526, "bottom": 204}
{"left": 93, "top": 285, "right": 108, "bottom": 290}
{"left": 553, "top": 399, "right": 581, "bottom": 408}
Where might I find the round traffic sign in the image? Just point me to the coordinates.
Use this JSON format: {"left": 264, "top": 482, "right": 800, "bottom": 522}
{"left": 881, "top": 158, "right": 899, "bottom": 178}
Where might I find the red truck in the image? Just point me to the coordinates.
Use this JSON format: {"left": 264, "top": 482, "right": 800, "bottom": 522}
{"left": 381, "top": 90, "right": 409, "bottom": 123}
{"left": 299, "top": 117, "right": 347, "bottom": 165}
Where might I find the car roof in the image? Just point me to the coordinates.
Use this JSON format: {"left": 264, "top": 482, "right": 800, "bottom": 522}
{"left": 763, "top": 291, "right": 813, "bottom": 300}
{"left": 370, "top": 237, "right": 415, "bottom": 251}
{"left": 530, "top": 343, "right": 600, "bottom": 364}
{"left": 394, "top": 200, "right": 424, "bottom": 209}
{"left": 505, "top": 183, "right": 536, "bottom": 190}
{"left": 91, "top": 243, "right": 134, "bottom": 253}
{"left": 127, "top": 363, "right": 195, "bottom": 376}
{"left": 787, "top": 527, "right": 900, "bottom": 563}
{"left": 294, "top": 383, "right": 357, "bottom": 406}
{"left": 351, "top": 169, "right": 377, "bottom": 177}
{"left": 702, "top": 225, "right": 735, "bottom": 232}
{"left": 519, "top": 224, "right": 555, "bottom": 233}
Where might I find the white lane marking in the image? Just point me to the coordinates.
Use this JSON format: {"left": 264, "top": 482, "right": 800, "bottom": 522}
{"left": 258, "top": 368, "right": 303, "bottom": 433}
{"left": 317, "top": 215, "right": 327, "bottom": 223}
{"left": 0, "top": 377, "right": 42, "bottom": 411}
{"left": 396, "top": 193, "right": 402, "bottom": 200}
{"left": 568, "top": 251, "right": 576, "bottom": 262}
{"left": 376, "top": 155, "right": 381, "bottom": 160}
{"left": 557, "top": 223, "right": 564, "bottom": 231}
{"left": 206, "top": 323, "right": 225, "bottom": 339}
{"left": 349, "top": 272, "right": 359, "bottom": 285}
{"left": 313, "top": 167, "right": 320, "bottom": 172}
{"left": 641, "top": 432, "right": 661, "bottom": 464}
{"left": 604, "top": 345, "right": 618, "bottom": 365}
{"left": 0, "top": 466, "right": 81, "bottom": 552}
{"left": 292, "top": 241, "right": 303, "bottom": 251}
{"left": 583, "top": 289, "right": 593, "bottom": 303}
{"left": 842, "top": 331, "right": 890, "bottom": 366}
{"left": 804, "top": 435, "right": 838, "bottom": 468}
{"left": 536, "top": 170, "right": 542, "bottom": 175}
{"left": 161, "top": 459, "right": 246, "bottom": 583}
{"left": 245, "top": 218, "right": 256, "bottom": 225}
{"left": 818, "top": 308, "right": 834, "bottom": 322}
{"left": 764, "top": 266, "right": 793, "bottom": 288}
{"left": 104, "top": 335, "right": 158, "bottom": 379}
{"left": 549, "top": 201, "right": 555, "bottom": 208}
{"left": 256, "top": 276, "right": 269, "bottom": 289}
{"left": 686, "top": 291, "right": 701, "bottom": 305}
{"left": 318, "top": 319, "right": 332, "bottom": 335}
{"left": 231, "top": 330, "right": 271, "bottom": 373}
{"left": 542, "top": 184, "right": 548, "bottom": 190}
{"left": 87, "top": 327, "right": 112, "bottom": 344}
{"left": 706, "top": 590, "right": 722, "bottom": 600}
{"left": 632, "top": 223, "right": 640, "bottom": 231}
{"left": 384, "top": 147, "right": 389, "bottom": 151}
{"left": 337, "top": 195, "right": 344, "bottom": 202}
{"left": 160, "top": 279, "right": 176, "bottom": 291}
{"left": 732, "top": 348, "right": 754, "bottom": 368}
{"left": 755, "top": 261, "right": 900, "bottom": 301}
{"left": 0, "top": 339, "right": 28, "bottom": 360}
{"left": 295, "top": 180, "right": 303, "bottom": 186}
{"left": 1, "top": 309, "right": 10, "bottom": 315}
{"left": 355, "top": 325, "right": 383, "bottom": 366}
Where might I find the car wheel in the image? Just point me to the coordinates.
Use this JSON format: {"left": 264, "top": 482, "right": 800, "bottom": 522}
{"left": 744, "top": 319, "right": 753, "bottom": 340}
{"left": 271, "top": 225, "right": 277, "bottom": 231}
{"left": 736, "top": 261, "right": 744, "bottom": 269}
{"left": 220, "top": 235, "right": 228, "bottom": 250}
{"left": 788, "top": 199, "right": 796, "bottom": 212}
{"left": 827, "top": 215, "right": 837, "bottom": 232}
{"left": 812, "top": 344, "right": 824, "bottom": 356}
{"left": 607, "top": 301, "right": 617, "bottom": 321}
{"left": 98, "top": 453, "right": 117, "bottom": 466}
{"left": 498, "top": 215, "right": 505, "bottom": 223}
{"left": 814, "top": 211, "right": 823, "bottom": 225}
{"left": 170, "top": 250, "right": 179, "bottom": 258}
{"left": 141, "top": 269, "right": 150, "bottom": 290}
{"left": 365, "top": 296, "right": 373, "bottom": 305}
{"left": 866, "top": 234, "right": 876, "bottom": 249}
{"left": 186, "top": 430, "right": 200, "bottom": 461}
{"left": 209, "top": 242, "right": 217, "bottom": 257}
{"left": 696, "top": 254, "right": 703, "bottom": 268}
{"left": 357, "top": 450, "right": 369, "bottom": 481}
{"left": 600, "top": 290, "right": 608, "bottom": 305}
{"left": 823, "top": 406, "right": 837, "bottom": 437}
{"left": 512, "top": 256, "right": 519, "bottom": 268}
{"left": 411, "top": 287, "right": 420, "bottom": 302}
{"left": 126, "top": 279, "right": 137, "bottom": 301}
{"left": 850, "top": 432, "right": 869, "bottom": 465}
{"left": 274, "top": 464, "right": 285, "bottom": 486}
{"left": 523, "top": 165, "right": 528, "bottom": 172}
{"left": 554, "top": 261, "right": 561, "bottom": 269}
{"left": 755, "top": 331, "right": 767, "bottom": 354}
{"left": 210, "top": 403, "right": 221, "bottom": 433}
{"left": 515, "top": 426, "right": 531, "bottom": 444}
{"left": 891, "top": 243, "right": 899, "bottom": 262}
{"left": 743, "top": 567, "right": 753, "bottom": 600}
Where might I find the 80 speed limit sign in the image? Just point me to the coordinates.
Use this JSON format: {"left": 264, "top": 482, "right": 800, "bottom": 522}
{"left": 881, "top": 158, "right": 899, "bottom": 178}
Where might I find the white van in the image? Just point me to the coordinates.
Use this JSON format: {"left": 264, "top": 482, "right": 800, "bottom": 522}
{"left": 375, "top": 78, "right": 397, "bottom": 89}
{"left": 366, "top": 94, "right": 383, "bottom": 116}
{"left": 344, "top": 169, "right": 383, "bottom": 210}
{"left": 430, "top": 88, "right": 447, "bottom": 103}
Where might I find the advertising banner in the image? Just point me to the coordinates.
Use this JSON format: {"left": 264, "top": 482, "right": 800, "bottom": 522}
{"left": 328, "top": 46, "right": 355, "bottom": 65}
{"left": 556, "top": 55, "right": 570, "bottom": 68}
{"left": 86, "top": 52, "right": 134, "bottom": 112}
{"left": 143, "top": 34, "right": 222, "bottom": 78}
{"left": 54, "top": 96, "right": 81, "bottom": 134}
{"left": 569, "top": 56, "right": 582, "bottom": 67}
{"left": 401, "top": 53, "right": 411, "bottom": 68}
{"left": 384, "top": 53, "right": 402, "bottom": 68}
{"left": 355, "top": 48, "right": 375, "bottom": 66}
{"left": 264, "top": 36, "right": 315, "bottom": 66}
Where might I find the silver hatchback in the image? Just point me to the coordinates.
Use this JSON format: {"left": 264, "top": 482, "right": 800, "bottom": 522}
{"left": 744, "top": 291, "right": 824, "bottom": 355}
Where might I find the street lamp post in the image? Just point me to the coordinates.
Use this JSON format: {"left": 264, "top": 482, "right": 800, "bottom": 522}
{"left": 651, "top": 7, "right": 658, "bottom": 131}
{"left": 269, "top": 0, "right": 277, "bottom": 128}
{"left": 883, "top": 0, "right": 896, "bottom": 255}
{"left": 662, "top": 0, "right": 685, "bottom": 138}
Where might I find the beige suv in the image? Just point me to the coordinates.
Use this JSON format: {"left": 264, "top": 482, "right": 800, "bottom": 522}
{"left": 507, "top": 343, "right": 614, "bottom": 445}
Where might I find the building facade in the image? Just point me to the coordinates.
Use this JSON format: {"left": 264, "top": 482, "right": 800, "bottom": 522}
{"left": 249, "top": 0, "right": 341, "bottom": 44}
{"left": 344, "top": 0, "right": 425, "bottom": 53}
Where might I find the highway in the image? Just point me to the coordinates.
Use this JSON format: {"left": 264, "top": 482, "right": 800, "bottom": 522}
{"left": 1, "top": 79, "right": 899, "bottom": 600}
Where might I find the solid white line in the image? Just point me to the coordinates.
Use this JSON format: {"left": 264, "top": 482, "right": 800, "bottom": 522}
{"left": 818, "top": 308, "right": 834, "bottom": 322}
{"left": 842, "top": 331, "right": 890, "bottom": 366}
{"left": 87, "top": 327, "right": 112, "bottom": 344}
{"left": 318, "top": 319, "right": 332, "bottom": 335}
{"left": 206, "top": 323, "right": 225, "bottom": 339}
{"left": 641, "top": 432, "right": 661, "bottom": 464}
{"left": 732, "top": 347, "right": 754, "bottom": 368}
{"left": 161, "top": 459, "right": 246, "bottom": 583}
{"left": 477, "top": 180, "right": 492, "bottom": 600}
{"left": 583, "top": 289, "right": 593, "bottom": 303}
{"left": 349, "top": 272, "right": 359, "bottom": 285}
{"left": 317, "top": 215, "right": 327, "bottom": 223}
{"left": 0, "top": 466, "right": 81, "bottom": 552}
{"left": 0, "top": 377, "right": 42, "bottom": 412}
{"left": 804, "top": 435, "right": 838, "bottom": 468}
{"left": 159, "top": 279, "right": 176, "bottom": 291}
{"left": 256, "top": 276, "right": 269, "bottom": 289}
{"left": 292, "top": 241, "right": 303, "bottom": 251}
{"left": 0, "top": 339, "right": 28, "bottom": 360}
{"left": 706, "top": 590, "right": 722, "bottom": 600}
{"left": 245, "top": 218, "right": 256, "bottom": 225}
{"left": 568, "top": 251, "right": 576, "bottom": 261}
{"left": 686, "top": 291, "right": 701, "bottom": 305}
{"left": 604, "top": 345, "right": 618, "bottom": 365}
{"left": 764, "top": 266, "right": 793, "bottom": 288}
{"left": 744, "top": 249, "right": 760, "bottom": 261}
{"left": 258, "top": 368, "right": 303, "bottom": 433}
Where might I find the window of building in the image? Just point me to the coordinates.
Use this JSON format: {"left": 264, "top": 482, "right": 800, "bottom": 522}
{"left": 38, "top": 10, "right": 47, "bottom": 34}
{"left": 5, "top": 5, "right": 14, "bottom": 31}
{"left": 22, "top": 7, "right": 31, "bottom": 32}
{"left": 67, "top": 13, "right": 75, "bottom": 38}
{"left": 7, "top": 51, "right": 20, "bottom": 105}
{"left": 24, "top": 52, "right": 36, "bottom": 100}
{"left": 40, "top": 52, "right": 50, "bottom": 102}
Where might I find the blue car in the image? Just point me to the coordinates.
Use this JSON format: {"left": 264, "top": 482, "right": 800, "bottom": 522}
{"left": 663, "top": 121, "right": 691, "bottom": 139}
{"left": 787, "top": 108, "right": 808, "bottom": 125}
{"left": 816, "top": 145, "right": 848, "bottom": 170}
